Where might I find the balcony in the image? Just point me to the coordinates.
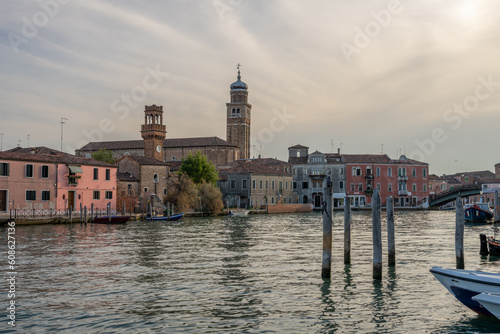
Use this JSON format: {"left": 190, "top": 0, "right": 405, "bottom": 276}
{"left": 365, "top": 174, "right": 373, "bottom": 180}
{"left": 68, "top": 176, "right": 79, "bottom": 186}
{"left": 398, "top": 175, "right": 408, "bottom": 181}
{"left": 398, "top": 190, "right": 409, "bottom": 196}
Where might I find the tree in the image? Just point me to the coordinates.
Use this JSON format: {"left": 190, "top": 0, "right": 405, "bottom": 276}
{"left": 179, "top": 151, "right": 218, "bottom": 185}
{"left": 91, "top": 149, "right": 116, "bottom": 164}
{"left": 164, "top": 173, "right": 198, "bottom": 213}
{"left": 198, "top": 181, "right": 224, "bottom": 214}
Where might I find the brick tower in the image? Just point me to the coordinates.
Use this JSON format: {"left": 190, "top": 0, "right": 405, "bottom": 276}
{"left": 141, "top": 104, "right": 166, "bottom": 160}
{"left": 226, "top": 65, "right": 251, "bottom": 160}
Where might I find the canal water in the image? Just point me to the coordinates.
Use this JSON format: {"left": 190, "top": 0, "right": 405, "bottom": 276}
{"left": 3, "top": 211, "right": 500, "bottom": 333}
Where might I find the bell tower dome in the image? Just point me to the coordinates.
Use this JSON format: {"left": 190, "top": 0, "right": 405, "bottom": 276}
{"left": 226, "top": 64, "right": 251, "bottom": 160}
{"left": 141, "top": 104, "right": 166, "bottom": 160}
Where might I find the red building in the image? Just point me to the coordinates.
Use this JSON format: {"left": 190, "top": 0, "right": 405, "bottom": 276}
{"left": 343, "top": 154, "right": 429, "bottom": 207}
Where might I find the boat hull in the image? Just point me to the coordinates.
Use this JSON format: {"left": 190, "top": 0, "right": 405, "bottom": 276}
{"left": 430, "top": 266, "right": 500, "bottom": 316}
{"left": 93, "top": 216, "right": 130, "bottom": 224}
{"left": 487, "top": 236, "right": 500, "bottom": 255}
{"left": 464, "top": 205, "right": 493, "bottom": 223}
{"left": 472, "top": 293, "right": 500, "bottom": 320}
{"left": 146, "top": 213, "right": 184, "bottom": 221}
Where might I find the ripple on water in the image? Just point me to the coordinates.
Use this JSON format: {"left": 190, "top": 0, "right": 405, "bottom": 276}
{"left": 3, "top": 212, "right": 500, "bottom": 333}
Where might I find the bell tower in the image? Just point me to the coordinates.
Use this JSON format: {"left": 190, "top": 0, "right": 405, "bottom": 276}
{"left": 141, "top": 104, "right": 166, "bottom": 160}
{"left": 226, "top": 64, "right": 251, "bottom": 160}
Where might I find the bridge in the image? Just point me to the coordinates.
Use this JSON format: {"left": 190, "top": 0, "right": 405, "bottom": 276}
{"left": 428, "top": 184, "right": 482, "bottom": 208}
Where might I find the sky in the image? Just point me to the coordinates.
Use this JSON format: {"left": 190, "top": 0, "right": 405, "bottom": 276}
{"left": 1, "top": 0, "right": 500, "bottom": 176}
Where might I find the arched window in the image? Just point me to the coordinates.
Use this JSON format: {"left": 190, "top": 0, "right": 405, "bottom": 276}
{"left": 237, "top": 108, "right": 240, "bottom": 114}
{"left": 232, "top": 108, "right": 236, "bottom": 115}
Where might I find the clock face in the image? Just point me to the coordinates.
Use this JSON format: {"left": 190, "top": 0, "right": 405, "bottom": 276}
{"left": 156, "top": 145, "right": 162, "bottom": 153}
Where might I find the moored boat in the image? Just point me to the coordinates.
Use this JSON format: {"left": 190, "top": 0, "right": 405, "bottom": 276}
{"left": 146, "top": 213, "right": 184, "bottom": 221}
{"left": 229, "top": 210, "right": 249, "bottom": 216}
{"left": 464, "top": 203, "right": 493, "bottom": 223}
{"left": 487, "top": 235, "right": 500, "bottom": 255}
{"left": 472, "top": 292, "right": 500, "bottom": 320}
{"left": 430, "top": 266, "right": 500, "bottom": 316}
{"left": 92, "top": 215, "right": 130, "bottom": 224}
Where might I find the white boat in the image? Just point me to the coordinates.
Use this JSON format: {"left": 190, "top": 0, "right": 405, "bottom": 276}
{"left": 430, "top": 266, "right": 500, "bottom": 316}
{"left": 472, "top": 292, "right": 500, "bottom": 320}
{"left": 229, "top": 210, "right": 249, "bottom": 216}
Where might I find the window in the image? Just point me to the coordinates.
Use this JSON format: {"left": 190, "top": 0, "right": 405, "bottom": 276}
{"left": 105, "top": 191, "right": 113, "bottom": 199}
{"left": 302, "top": 182, "right": 308, "bottom": 189}
{"left": 285, "top": 181, "right": 288, "bottom": 190}
{"left": 412, "top": 168, "right": 416, "bottom": 177}
{"left": 26, "top": 190, "right": 36, "bottom": 201}
{"left": 351, "top": 183, "right": 355, "bottom": 192}
{"left": 340, "top": 167, "right": 344, "bottom": 175}
{"left": 423, "top": 184, "right": 427, "bottom": 192}
{"left": 366, "top": 167, "right": 372, "bottom": 175}
{"left": 41, "top": 165, "right": 49, "bottom": 178}
{"left": 293, "top": 181, "right": 297, "bottom": 190}
{"left": 163, "top": 189, "right": 167, "bottom": 195}
{"left": 252, "top": 179, "right": 256, "bottom": 190}
{"left": 230, "top": 180, "right": 236, "bottom": 189}
{"left": 376, "top": 167, "right": 380, "bottom": 177}
{"left": 423, "top": 168, "right": 427, "bottom": 177}
{"left": 93, "top": 168, "right": 99, "bottom": 180}
{"left": 279, "top": 181, "right": 283, "bottom": 193}
{"left": 266, "top": 181, "right": 269, "bottom": 189}
{"left": 260, "top": 180, "right": 263, "bottom": 189}
{"left": 93, "top": 191, "right": 100, "bottom": 200}
{"left": 42, "top": 191, "right": 50, "bottom": 201}
{"left": 271, "top": 197, "right": 275, "bottom": 204}
{"left": 105, "top": 169, "right": 110, "bottom": 181}
{"left": 339, "top": 181, "right": 344, "bottom": 189}
{"left": 144, "top": 187, "right": 148, "bottom": 193}
{"left": 356, "top": 167, "right": 362, "bottom": 176}
{"left": 242, "top": 179, "right": 247, "bottom": 189}
{"left": 0, "top": 163, "right": 9, "bottom": 176}
{"left": 272, "top": 181, "right": 275, "bottom": 190}
{"left": 26, "top": 164, "right": 33, "bottom": 178}
{"left": 358, "top": 184, "right": 363, "bottom": 192}
{"left": 388, "top": 167, "right": 392, "bottom": 177}
{"left": 377, "top": 183, "right": 381, "bottom": 191}
{"left": 412, "top": 184, "right": 417, "bottom": 192}
{"left": 388, "top": 183, "right": 392, "bottom": 192}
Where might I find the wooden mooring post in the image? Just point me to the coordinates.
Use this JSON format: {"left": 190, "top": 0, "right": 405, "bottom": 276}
{"left": 372, "top": 188, "right": 382, "bottom": 280}
{"left": 495, "top": 191, "right": 500, "bottom": 223}
{"left": 91, "top": 203, "right": 94, "bottom": 221}
{"left": 322, "top": 177, "right": 333, "bottom": 279}
{"left": 84, "top": 206, "right": 87, "bottom": 224}
{"left": 387, "top": 196, "right": 395, "bottom": 267}
{"left": 69, "top": 205, "right": 73, "bottom": 224}
{"left": 107, "top": 202, "right": 111, "bottom": 223}
{"left": 455, "top": 197, "right": 465, "bottom": 269}
{"left": 344, "top": 197, "right": 351, "bottom": 265}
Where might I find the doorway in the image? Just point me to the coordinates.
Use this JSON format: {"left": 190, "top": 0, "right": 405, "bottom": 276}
{"left": 68, "top": 191, "right": 75, "bottom": 210}
{"left": 0, "top": 190, "right": 7, "bottom": 211}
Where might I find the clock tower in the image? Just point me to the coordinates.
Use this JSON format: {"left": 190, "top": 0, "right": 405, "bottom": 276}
{"left": 226, "top": 64, "right": 251, "bottom": 160}
{"left": 141, "top": 104, "right": 166, "bottom": 160}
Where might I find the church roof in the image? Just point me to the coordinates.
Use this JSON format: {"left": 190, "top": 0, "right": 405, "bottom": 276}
{"left": 77, "top": 136, "right": 237, "bottom": 152}
{"left": 118, "top": 155, "right": 170, "bottom": 166}
{"left": 230, "top": 69, "right": 248, "bottom": 90}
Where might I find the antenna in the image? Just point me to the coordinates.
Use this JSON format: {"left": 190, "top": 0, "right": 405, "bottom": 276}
{"left": 60, "top": 117, "right": 68, "bottom": 152}
{"left": 0, "top": 133, "right": 3, "bottom": 151}
{"left": 27, "top": 134, "right": 30, "bottom": 148}
{"left": 331, "top": 139, "right": 334, "bottom": 153}
{"left": 381, "top": 143, "right": 384, "bottom": 154}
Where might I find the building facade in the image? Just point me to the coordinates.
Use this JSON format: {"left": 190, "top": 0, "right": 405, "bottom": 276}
{"left": 219, "top": 160, "right": 295, "bottom": 209}
{"left": 0, "top": 147, "right": 117, "bottom": 212}
{"left": 343, "top": 154, "right": 429, "bottom": 207}
{"left": 117, "top": 155, "right": 170, "bottom": 213}
{"left": 288, "top": 145, "right": 345, "bottom": 209}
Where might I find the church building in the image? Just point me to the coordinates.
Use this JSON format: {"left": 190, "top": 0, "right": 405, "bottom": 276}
{"left": 75, "top": 67, "right": 252, "bottom": 167}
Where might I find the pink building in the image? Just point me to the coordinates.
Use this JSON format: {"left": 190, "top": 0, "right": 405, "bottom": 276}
{"left": 0, "top": 147, "right": 116, "bottom": 213}
{"left": 344, "top": 154, "right": 429, "bottom": 207}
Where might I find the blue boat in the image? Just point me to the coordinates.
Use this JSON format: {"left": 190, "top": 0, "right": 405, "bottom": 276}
{"left": 146, "top": 213, "right": 184, "bottom": 221}
{"left": 464, "top": 203, "right": 493, "bottom": 223}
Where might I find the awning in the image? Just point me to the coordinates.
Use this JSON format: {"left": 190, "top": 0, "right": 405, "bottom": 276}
{"left": 68, "top": 165, "right": 83, "bottom": 174}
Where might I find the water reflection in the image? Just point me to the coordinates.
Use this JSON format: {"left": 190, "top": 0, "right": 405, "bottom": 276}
{"left": 211, "top": 217, "right": 262, "bottom": 332}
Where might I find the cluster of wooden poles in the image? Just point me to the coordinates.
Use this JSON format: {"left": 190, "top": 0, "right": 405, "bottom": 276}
{"left": 322, "top": 183, "right": 500, "bottom": 279}
{"left": 322, "top": 179, "right": 395, "bottom": 280}
{"left": 69, "top": 202, "right": 124, "bottom": 223}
